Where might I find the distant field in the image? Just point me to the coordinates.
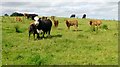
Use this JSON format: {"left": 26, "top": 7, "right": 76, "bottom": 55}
{"left": 1, "top": 16, "right": 118, "bottom": 65}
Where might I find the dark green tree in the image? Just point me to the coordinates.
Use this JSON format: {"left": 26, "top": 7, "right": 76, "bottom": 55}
{"left": 4, "top": 14, "right": 9, "bottom": 16}
{"left": 10, "top": 12, "right": 24, "bottom": 16}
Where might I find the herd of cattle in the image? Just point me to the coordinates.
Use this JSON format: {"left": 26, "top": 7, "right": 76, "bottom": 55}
{"left": 15, "top": 13, "right": 102, "bottom": 40}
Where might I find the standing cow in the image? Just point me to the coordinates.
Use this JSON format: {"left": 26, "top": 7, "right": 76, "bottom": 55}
{"left": 28, "top": 22, "right": 40, "bottom": 40}
{"left": 65, "top": 19, "right": 78, "bottom": 31}
{"left": 89, "top": 20, "right": 102, "bottom": 31}
{"left": 42, "top": 16, "right": 48, "bottom": 20}
{"left": 29, "top": 16, "right": 52, "bottom": 40}
{"left": 82, "top": 14, "right": 86, "bottom": 19}
{"left": 37, "top": 18, "right": 52, "bottom": 38}
{"left": 70, "top": 14, "right": 76, "bottom": 18}
{"left": 24, "top": 13, "right": 38, "bottom": 20}
{"left": 51, "top": 16, "right": 59, "bottom": 28}
{"left": 28, "top": 17, "right": 41, "bottom": 40}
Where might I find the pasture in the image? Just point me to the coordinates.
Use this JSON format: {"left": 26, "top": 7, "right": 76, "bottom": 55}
{"left": 1, "top": 16, "right": 118, "bottom": 65}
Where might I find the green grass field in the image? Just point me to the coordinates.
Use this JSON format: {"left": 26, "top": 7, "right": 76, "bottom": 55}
{"left": 1, "top": 16, "right": 118, "bottom": 65}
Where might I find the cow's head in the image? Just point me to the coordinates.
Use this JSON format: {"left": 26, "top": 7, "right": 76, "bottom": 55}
{"left": 34, "top": 16, "right": 40, "bottom": 26}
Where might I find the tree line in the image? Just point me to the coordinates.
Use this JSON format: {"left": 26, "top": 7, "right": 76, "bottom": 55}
{"left": 4, "top": 12, "right": 24, "bottom": 16}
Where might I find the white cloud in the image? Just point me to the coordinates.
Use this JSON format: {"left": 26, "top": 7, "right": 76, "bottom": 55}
{"left": 1, "top": 0, "right": 120, "bottom": 2}
{"left": 1, "top": 1, "right": 118, "bottom": 20}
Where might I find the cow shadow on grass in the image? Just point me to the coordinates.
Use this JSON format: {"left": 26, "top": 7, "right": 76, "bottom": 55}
{"left": 72, "top": 29, "right": 83, "bottom": 31}
{"left": 40, "top": 34, "right": 62, "bottom": 39}
{"left": 57, "top": 28, "right": 64, "bottom": 30}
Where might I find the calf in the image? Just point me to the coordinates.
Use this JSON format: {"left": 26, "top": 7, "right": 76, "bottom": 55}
{"left": 28, "top": 17, "right": 41, "bottom": 40}
{"left": 65, "top": 19, "right": 78, "bottom": 31}
{"left": 28, "top": 23, "right": 40, "bottom": 40}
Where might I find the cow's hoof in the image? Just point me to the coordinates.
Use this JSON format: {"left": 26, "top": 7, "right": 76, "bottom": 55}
{"left": 34, "top": 39, "right": 37, "bottom": 41}
{"left": 47, "top": 35, "right": 51, "bottom": 38}
{"left": 38, "top": 37, "right": 42, "bottom": 40}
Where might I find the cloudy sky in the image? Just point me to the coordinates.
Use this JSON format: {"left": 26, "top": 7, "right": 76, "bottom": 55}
{"left": 0, "top": 0, "right": 119, "bottom": 20}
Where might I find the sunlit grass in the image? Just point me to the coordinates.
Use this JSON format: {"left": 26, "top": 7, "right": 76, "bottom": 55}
{"left": 2, "top": 16, "right": 118, "bottom": 65}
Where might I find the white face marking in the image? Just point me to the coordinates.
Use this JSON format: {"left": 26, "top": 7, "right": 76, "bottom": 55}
{"left": 34, "top": 16, "right": 39, "bottom": 21}
{"left": 34, "top": 21, "right": 39, "bottom": 26}
{"left": 34, "top": 16, "right": 39, "bottom": 26}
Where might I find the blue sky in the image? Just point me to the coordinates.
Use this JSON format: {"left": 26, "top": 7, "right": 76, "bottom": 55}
{"left": 0, "top": 0, "right": 119, "bottom": 20}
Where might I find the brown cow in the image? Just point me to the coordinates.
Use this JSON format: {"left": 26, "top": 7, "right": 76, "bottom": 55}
{"left": 89, "top": 20, "right": 102, "bottom": 31}
{"left": 65, "top": 19, "right": 78, "bottom": 31}
{"left": 51, "top": 16, "right": 55, "bottom": 20}
{"left": 16, "top": 17, "right": 22, "bottom": 22}
{"left": 42, "top": 16, "right": 47, "bottom": 20}
{"left": 53, "top": 20, "right": 59, "bottom": 27}
{"left": 51, "top": 16, "right": 59, "bottom": 28}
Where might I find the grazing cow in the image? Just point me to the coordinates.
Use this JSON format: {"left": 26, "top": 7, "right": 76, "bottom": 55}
{"left": 82, "top": 14, "right": 86, "bottom": 19}
{"left": 65, "top": 19, "right": 78, "bottom": 31}
{"left": 16, "top": 17, "right": 22, "bottom": 22}
{"left": 24, "top": 13, "right": 38, "bottom": 20}
{"left": 51, "top": 16, "right": 59, "bottom": 27}
{"left": 70, "top": 14, "right": 76, "bottom": 18}
{"left": 89, "top": 20, "right": 102, "bottom": 31}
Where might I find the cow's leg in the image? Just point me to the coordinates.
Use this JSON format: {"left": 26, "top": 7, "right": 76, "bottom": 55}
{"left": 93, "top": 26, "right": 95, "bottom": 31}
{"left": 47, "top": 30, "right": 51, "bottom": 37}
{"left": 92, "top": 25, "right": 95, "bottom": 31}
{"left": 37, "top": 33, "right": 40, "bottom": 39}
{"left": 74, "top": 25, "right": 78, "bottom": 31}
{"left": 33, "top": 33, "right": 36, "bottom": 40}
{"left": 42, "top": 32, "right": 45, "bottom": 38}
{"left": 29, "top": 31, "right": 31, "bottom": 40}
{"left": 96, "top": 25, "right": 99, "bottom": 31}
{"left": 48, "top": 31, "right": 50, "bottom": 35}
{"left": 68, "top": 26, "right": 70, "bottom": 30}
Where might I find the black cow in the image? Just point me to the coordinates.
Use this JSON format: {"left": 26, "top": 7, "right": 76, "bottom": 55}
{"left": 37, "top": 18, "right": 52, "bottom": 38}
{"left": 70, "top": 14, "right": 75, "bottom": 18}
{"left": 42, "top": 16, "right": 47, "bottom": 20}
{"left": 82, "top": 14, "right": 86, "bottom": 19}
{"left": 24, "top": 13, "right": 38, "bottom": 20}
{"left": 29, "top": 17, "right": 52, "bottom": 40}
